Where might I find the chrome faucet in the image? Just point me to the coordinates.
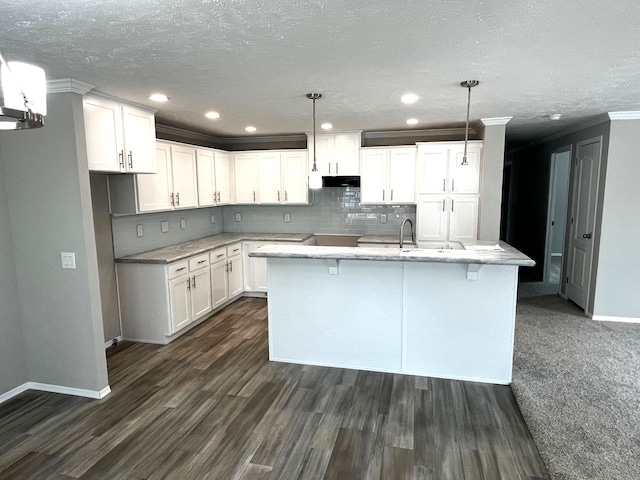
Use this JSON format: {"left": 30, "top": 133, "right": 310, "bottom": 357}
{"left": 399, "top": 218, "right": 415, "bottom": 248}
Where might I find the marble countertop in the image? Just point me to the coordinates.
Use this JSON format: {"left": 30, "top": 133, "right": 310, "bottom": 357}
{"left": 116, "top": 233, "right": 314, "bottom": 264}
{"left": 357, "top": 235, "right": 416, "bottom": 245}
{"left": 250, "top": 240, "right": 535, "bottom": 267}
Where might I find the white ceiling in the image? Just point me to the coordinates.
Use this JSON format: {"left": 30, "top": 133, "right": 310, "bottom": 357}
{"left": 2, "top": 0, "right": 639, "bottom": 146}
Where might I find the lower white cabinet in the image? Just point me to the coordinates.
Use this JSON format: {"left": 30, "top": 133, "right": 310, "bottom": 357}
{"left": 210, "top": 242, "right": 244, "bottom": 309}
{"left": 417, "top": 195, "right": 478, "bottom": 243}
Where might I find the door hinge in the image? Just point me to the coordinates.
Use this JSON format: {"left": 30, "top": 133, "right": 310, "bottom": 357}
{"left": 571, "top": 217, "right": 574, "bottom": 224}
{"left": 566, "top": 276, "right": 569, "bottom": 284}
{"left": 551, "top": 221, "right": 555, "bottom": 226}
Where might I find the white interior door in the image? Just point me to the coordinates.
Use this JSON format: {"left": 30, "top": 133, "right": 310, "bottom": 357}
{"left": 566, "top": 138, "right": 601, "bottom": 310}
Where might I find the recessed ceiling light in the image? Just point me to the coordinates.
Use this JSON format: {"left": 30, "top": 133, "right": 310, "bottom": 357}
{"left": 406, "top": 118, "right": 419, "bottom": 125}
{"left": 401, "top": 93, "right": 419, "bottom": 104}
{"left": 245, "top": 126, "right": 257, "bottom": 133}
{"left": 321, "top": 123, "right": 333, "bottom": 130}
{"left": 205, "top": 111, "right": 220, "bottom": 119}
{"left": 148, "top": 93, "right": 169, "bottom": 102}
{"left": 549, "top": 113, "right": 562, "bottom": 121}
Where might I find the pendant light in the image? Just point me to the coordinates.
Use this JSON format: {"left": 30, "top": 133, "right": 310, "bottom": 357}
{"left": 460, "top": 80, "right": 479, "bottom": 166}
{"left": 0, "top": 49, "right": 46, "bottom": 130}
{"left": 307, "top": 92, "right": 322, "bottom": 189}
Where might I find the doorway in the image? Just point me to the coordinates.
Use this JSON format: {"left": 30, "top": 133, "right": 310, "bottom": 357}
{"left": 565, "top": 137, "right": 602, "bottom": 311}
{"left": 544, "top": 147, "right": 571, "bottom": 286}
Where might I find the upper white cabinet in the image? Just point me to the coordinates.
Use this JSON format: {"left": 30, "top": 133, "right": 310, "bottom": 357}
{"left": 197, "top": 148, "right": 232, "bottom": 207}
{"left": 417, "top": 141, "right": 482, "bottom": 194}
{"left": 307, "top": 132, "right": 361, "bottom": 176}
{"left": 360, "top": 147, "right": 416, "bottom": 204}
{"left": 234, "top": 150, "right": 308, "bottom": 205}
{"left": 84, "top": 94, "right": 157, "bottom": 173}
{"left": 109, "top": 140, "right": 199, "bottom": 214}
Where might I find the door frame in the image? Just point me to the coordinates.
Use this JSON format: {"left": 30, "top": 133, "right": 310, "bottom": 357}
{"left": 563, "top": 136, "right": 602, "bottom": 312}
{"left": 543, "top": 145, "right": 572, "bottom": 283}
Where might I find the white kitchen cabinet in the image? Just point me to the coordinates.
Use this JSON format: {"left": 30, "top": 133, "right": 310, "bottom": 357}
{"left": 233, "top": 153, "right": 259, "bottom": 203}
{"left": 307, "top": 132, "right": 361, "bottom": 176}
{"left": 169, "top": 275, "right": 192, "bottom": 332}
{"left": 109, "top": 140, "right": 199, "bottom": 214}
{"left": 210, "top": 243, "right": 244, "bottom": 308}
{"left": 197, "top": 148, "right": 233, "bottom": 207}
{"left": 214, "top": 152, "right": 232, "bottom": 204}
{"left": 417, "top": 195, "right": 478, "bottom": 243}
{"left": 360, "top": 147, "right": 416, "bottom": 204}
{"left": 258, "top": 152, "right": 282, "bottom": 203}
{"left": 227, "top": 243, "right": 244, "bottom": 297}
{"left": 84, "top": 94, "right": 157, "bottom": 173}
{"left": 417, "top": 141, "right": 482, "bottom": 194}
{"left": 242, "top": 239, "right": 313, "bottom": 292}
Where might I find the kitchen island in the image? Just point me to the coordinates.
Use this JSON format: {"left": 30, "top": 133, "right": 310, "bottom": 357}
{"left": 251, "top": 242, "right": 534, "bottom": 384}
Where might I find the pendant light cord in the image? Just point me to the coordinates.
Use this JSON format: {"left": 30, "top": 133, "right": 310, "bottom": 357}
{"left": 312, "top": 96, "right": 317, "bottom": 172}
{"left": 460, "top": 80, "right": 478, "bottom": 166}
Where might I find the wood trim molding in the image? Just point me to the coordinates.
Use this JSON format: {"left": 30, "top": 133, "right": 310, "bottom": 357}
{"left": 607, "top": 111, "right": 640, "bottom": 120}
{"left": 47, "top": 79, "right": 94, "bottom": 95}
{"left": 480, "top": 117, "right": 513, "bottom": 126}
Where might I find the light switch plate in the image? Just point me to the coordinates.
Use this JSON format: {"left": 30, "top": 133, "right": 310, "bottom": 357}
{"left": 235, "top": 213, "right": 242, "bottom": 222}
{"left": 61, "top": 252, "right": 76, "bottom": 269}
{"left": 180, "top": 218, "right": 186, "bottom": 229}
{"left": 381, "top": 213, "right": 387, "bottom": 223}
{"left": 284, "top": 213, "right": 291, "bottom": 223}
{"left": 210, "top": 214, "right": 216, "bottom": 224}
{"left": 161, "top": 221, "right": 169, "bottom": 233}
{"left": 136, "top": 224, "right": 144, "bottom": 237}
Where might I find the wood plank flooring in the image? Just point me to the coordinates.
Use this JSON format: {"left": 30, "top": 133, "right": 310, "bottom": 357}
{"left": 0, "top": 297, "right": 548, "bottom": 479}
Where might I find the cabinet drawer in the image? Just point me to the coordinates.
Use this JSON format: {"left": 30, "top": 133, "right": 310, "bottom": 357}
{"left": 210, "top": 248, "right": 227, "bottom": 264}
{"left": 168, "top": 260, "right": 189, "bottom": 279}
{"left": 226, "top": 242, "right": 242, "bottom": 257}
{"left": 189, "top": 253, "right": 210, "bottom": 271}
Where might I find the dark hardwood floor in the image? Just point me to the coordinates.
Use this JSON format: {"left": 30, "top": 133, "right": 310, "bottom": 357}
{"left": 0, "top": 297, "right": 548, "bottom": 479}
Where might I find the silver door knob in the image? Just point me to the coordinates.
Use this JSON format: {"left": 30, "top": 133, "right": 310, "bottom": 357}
{"left": 582, "top": 233, "right": 592, "bottom": 239}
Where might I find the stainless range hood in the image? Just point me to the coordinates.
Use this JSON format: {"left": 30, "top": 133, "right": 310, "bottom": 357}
{"left": 321, "top": 176, "right": 360, "bottom": 188}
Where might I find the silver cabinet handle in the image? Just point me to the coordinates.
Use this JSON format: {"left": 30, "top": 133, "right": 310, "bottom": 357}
{"left": 451, "top": 199, "right": 455, "bottom": 211}
{"left": 336, "top": 162, "right": 339, "bottom": 174}
{"left": 229, "top": 260, "right": 233, "bottom": 272}
{"left": 442, "top": 199, "right": 445, "bottom": 212}
{"left": 192, "top": 275, "right": 196, "bottom": 288}
{"left": 391, "top": 189, "right": 393, "bottom": 201}
{"left": 217, "top": 191, "right": 221, "bottom": 203}
{"left": 170, "top": 193, "right": 175, "bottom": 206}
{"left": 328, "top": 163, "right": 331, "bottom": 175}
{"left": 443, "top": 179, "right": 446, "bottom": 192}
{"left": 216, "top": 253, "right": 225, "bottom": 258}
{"left": 187, "top": 277, "right": 191, "bottom": 290}
{"left": 278, "top": 191, "right": 280, "bottom": 201}
{"left": 452, "top": 179, "right": 455, "bottom": 192}
{"left": 285, "top": 190, "right": 288, "bottom": 201}
{"left": 232, "top": 248, "right": 240, "bottom": 253}
{"left": 128, "top": 151, "right": 133, "bottom": 168}
{"left": 225, "top": 262, "right": 229, "bottom": 272}
{"left": 253, "top": 190, "right": 256, "bottom": 202}
{"left": 197, "top": 259, "right": 206, "bottom": 264}
{"left": 382, "top": 189, "right": 385, "bottom": 201}
{"left": 176, "top": 266, "right": 186, "bottom": 272}
{"left": 176, "top": 192, "right": 180, "bottom": 206}
{"left": 118, "top": 151, "right": 125, "bottom": 169}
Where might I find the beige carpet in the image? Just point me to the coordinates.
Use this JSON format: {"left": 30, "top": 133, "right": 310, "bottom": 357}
{"left": 512, "top": 282, "right": 640, "bottom": 480}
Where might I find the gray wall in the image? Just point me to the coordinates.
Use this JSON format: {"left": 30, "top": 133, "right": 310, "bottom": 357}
{"left": 550, "top": 151, "right": 570, "bottom": 254}
{"left": 0, "top": 148, "right": 28, "bottom": 396}
{"left": 222, "top": 187, "right": 416, "bottom": 236}
{"left": 0, "top": 92, "right": 108, "bottom": 392}
{"left": 112, "top": 205, "right": 224, "bottom": 257}
{"left": 478, "top": 121, "right": 508, "bottom": 241}
{"left": 591, "top": 118, "right": 640, "bottom": 318}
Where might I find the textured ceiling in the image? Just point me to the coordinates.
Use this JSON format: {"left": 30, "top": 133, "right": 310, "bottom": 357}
{"left": 1, "top": 0, "right": 639, "bottom": 147}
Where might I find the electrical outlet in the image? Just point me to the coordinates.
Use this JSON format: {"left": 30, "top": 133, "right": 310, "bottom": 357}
{"left": 284, "top": 213, "right": 291, "bottom": 223}
{"left": 136, "top": 224, "right": 144, "bottom": 237}
{"left": 235, "top": 213, "right": 242, "bottom": 222}
{"left": 381, "top": 213, "right": 387, "bottom": 223}
{"left": 180, "top": 218, "right": 186, "bottom": 229}
{"left": 161, "top": 221, "right": 169, "bottom": 233}
{"left": 210, "top": 214, "right": 216, "bottom": 224}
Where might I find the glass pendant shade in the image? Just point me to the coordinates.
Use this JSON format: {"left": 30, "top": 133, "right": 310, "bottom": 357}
{"left": 309, "top": 169, "right": 322, "bottom": 189}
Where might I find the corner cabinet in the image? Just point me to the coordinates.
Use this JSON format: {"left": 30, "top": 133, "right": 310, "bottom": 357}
{"left": 307, "top": 132, "right": 361, "bottom": 176}
{"left": 360, "top": 146, "right": 416, "bottom": 204}
{"left": 416, "top": 141, "right": 482, "bottom": 243}
{"left": 109, "top": 140, "right": 199, "bottom": 214}
{"left": 84, "top": 94, "right": 157, "bottom": 173}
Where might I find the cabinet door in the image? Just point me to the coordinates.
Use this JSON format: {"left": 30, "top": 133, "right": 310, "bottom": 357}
{"left": 360, "top": 150, "right": 387, "bottom": 203}
{"left": 191, "top": 266, "right": 213, "bottom": 320}
{"left": 334, "top": 134, "right": 361, "bottom": 175}
{"left": 309, "top": 135, "right": 332, "bottom": 176}
{"left": 258, "top": 152, "right": 282, "bottom": 203}
{"left": 282, "top": 151, "right": 308, "bottom": 204}
{"left": 137, "top": 142, "right": 174, "bottom": 212}
{"left": 242, "top": 243, "right": 254, "bottom": 291}
{"left": 252, "top": 257, "right": 269, "bottom": 292}
{"left": 171, "top": 145, "right": 199, "bottom": 209}
{"left": 417, "top": 195, "right": 448, "bottom": 242}
{"left": 122, "top": 105, "right": 157, "bottom": 173}
{"left": 449, "top": 143, "right": 481, "bottom": 194}
{"left": 234, "top": 153, "right": 258, "bottom": 203}
{"left": 388, "top": 148, "right": 416, "bottom": 203}
{"left": 228, "top": 254, "right": 244, "bottom": 298}
{"left": 211, "top": 260, "right": 229, "bottom": 309}
{"left": 417, "top": 144, "right": 449, "bottom": 194}
{"left": 196, "top": 149, "right": 216, "bottom": 207}
{"left": 449, "top": 196, "right": 479, "bottom": 241}
{"left": 169, "top": 275, "right": 192, "bottom": 333}
{"left": 83, "top": 96, "right": 123, "bottom": 172}
{"left": 214, "top": 152, "right": 231, "bottom": 204}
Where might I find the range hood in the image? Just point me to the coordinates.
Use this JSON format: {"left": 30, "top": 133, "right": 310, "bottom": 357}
{"left": 321, "top": 176, "right": 360, "bottom": 188}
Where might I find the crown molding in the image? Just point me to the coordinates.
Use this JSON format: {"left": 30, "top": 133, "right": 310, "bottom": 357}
{"left": 47, "top": 79, "right": 94, "bottom": 95}
{"left": 222, "top": 133, "right": 307, "bottom": 145}
{"left": 156, "top": 124, "right": 306, "bottom": 148}
{"left": 480, "top": 116, "right": 513, "bottom": 126}
{"left": 363, "top": 126, "right": 475, "bottom": 139}
{"left": 607, "top": 111, "right": 640, "bottom": 120}
{"left": 156, "top": 124, "right": 223, "bottom": 144}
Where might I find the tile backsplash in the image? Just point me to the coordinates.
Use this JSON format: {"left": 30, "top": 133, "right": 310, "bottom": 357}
{"left": 110, "top": 187, "right": 415, "bottom": 257}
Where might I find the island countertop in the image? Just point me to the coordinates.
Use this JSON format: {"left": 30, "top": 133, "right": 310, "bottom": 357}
{"left": 116, "top": 233, "right": 314, "bottom": 264}
{"left": 250, "top": 240, "right": 535, "bottom": 267}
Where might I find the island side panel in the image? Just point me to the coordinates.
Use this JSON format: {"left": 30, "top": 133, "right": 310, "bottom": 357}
{"left": 403, "top": 262, "right": 518, "bottom": 384}
{"left": 267, "top": 258, "right": 404, "bottom": 373}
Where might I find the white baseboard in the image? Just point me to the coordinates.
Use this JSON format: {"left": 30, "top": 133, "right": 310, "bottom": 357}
{"left": 104, "top": 335, "right": 123, "bottom": 349}
{"left": 590, "top": 314, "right": 640, "bottom": 324}
{"left": 0, "top": 382, "right": 111, "bottom": 405}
